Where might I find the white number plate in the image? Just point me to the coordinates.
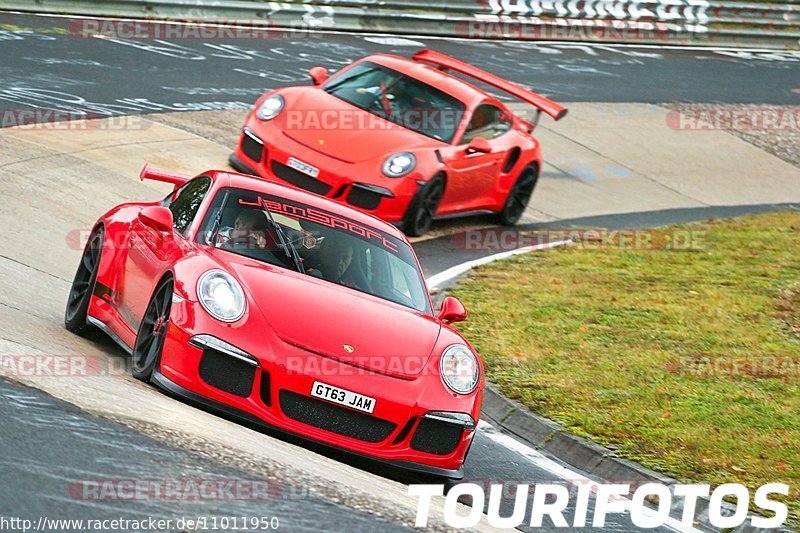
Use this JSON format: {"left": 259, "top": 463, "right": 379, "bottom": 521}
{"left": 311, "top": 381, "right": 375, "bottom": 413}
{"left": 287, "top": 157, "right": 320, "bottom": 178}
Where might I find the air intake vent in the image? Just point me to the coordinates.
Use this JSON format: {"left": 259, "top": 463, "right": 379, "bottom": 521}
{"left": 198, "top": 349, "right": 256, "bottom": 397}
{"left": 241, "top": 130, "right": 264, "bottom": 163}
{"left": 347, "top": 186, "right": 382, "bottom": 210}
{"left": 271, "top": 161, "right": 332, "bottom": 195}
{"left": 410, "top": 416, "right": 463, "bottom": 455}
{"left": 279, "top": 390, "right": 396, "bottom": 443}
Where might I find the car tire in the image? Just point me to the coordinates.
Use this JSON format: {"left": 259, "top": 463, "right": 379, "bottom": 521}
{"left": 131, "top": 275, "right": 174, "bottom": 382}
{"left": 498, "top": 165, "right": 538, "bottom": 226}
{"left": 64, "top": 227, "right": 104, "bottom": 335}
{"left": 403, "top": 175, "right": 444, "bottom": 237}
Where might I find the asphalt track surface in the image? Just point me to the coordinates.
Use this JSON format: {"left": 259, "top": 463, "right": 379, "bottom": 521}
{"left": 0, "top": 10, "right": 799, "bottom": 119}
{"left": 0, "top": 378, "right": 411, "bottom": 532}
{"left": 1, "top": 10, "right": 798, "bottom": 532}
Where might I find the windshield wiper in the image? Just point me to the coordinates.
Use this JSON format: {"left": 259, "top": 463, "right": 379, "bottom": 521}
{"left": 263, "top": 205, "right": 305, "bottom": 274}
{"left": 208, "top": 190, "right": 230, "bottom": 246}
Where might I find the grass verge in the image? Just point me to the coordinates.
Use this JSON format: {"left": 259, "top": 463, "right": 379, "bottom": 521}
{"left": 451, "top": 211, "right": 799, "bottom": 522}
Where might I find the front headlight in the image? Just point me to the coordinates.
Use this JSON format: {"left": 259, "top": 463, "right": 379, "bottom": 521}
{"left": 440, "top": 344, "right": 480, "bottom": 394}
{"left": 382, "top": 152, "right": 416, "bottom": 178}
{"left": 197, "top": 270, "right": 246, "bottom": 322}
{"left": 256, "top": 94, "right": 284, "bottom": 121}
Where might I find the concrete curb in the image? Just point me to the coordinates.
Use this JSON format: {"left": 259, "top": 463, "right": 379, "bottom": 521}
{"left": 481, "top": 383, "right": 794, "bottom": 532}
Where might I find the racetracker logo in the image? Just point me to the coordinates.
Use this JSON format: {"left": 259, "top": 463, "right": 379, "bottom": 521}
{"left": 453, "top": 229, "right": 706, "bottom": 251}
{"left": 68, "top": 18, "right": 320, "bottom": 40}
{"left": 284, "top": 355, "right": 435, "bottom": 377}
{"left": 667, "top": 107, "right": 800, "bottom": 131}
{"left": 69, "top": 479, "right": 281, "bottom": 501}
{"left": 0, "top": 355, "right": 129, "bottom": 377}
{"left": 284, "top": 109, "right": 466, "bottom": 132}
{"left": 409, "top": 482, "right": 789, "bottom": 529}
{"left": 0, "top": 109, "right": 148, "bottom": 130}
{"left": 456, "top": 20, "right": 675, "bottom": 42}
{"left": 672, "top": 355, "right": 800, "bottom": 378}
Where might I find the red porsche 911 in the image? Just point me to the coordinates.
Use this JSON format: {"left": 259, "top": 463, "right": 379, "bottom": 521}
{"left": 230, "top": 49, "right": 567, "bottom": 236}
{"left": 65, "top": 165, "right": 483, "bottom": 478}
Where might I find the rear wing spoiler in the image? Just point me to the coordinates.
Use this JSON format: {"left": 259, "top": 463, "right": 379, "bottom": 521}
{"left": 139, "top": 164, "right": 191, "bottom": 187}
{"left": 412, "top": 49, "right": 568, "bottom": 122}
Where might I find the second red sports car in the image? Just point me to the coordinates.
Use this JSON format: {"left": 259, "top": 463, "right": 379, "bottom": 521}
{"left": 230, "top": 49, "right": 567, "bottom": 236}
{"left": 65, "top": 165, "right": 483, "bottom": 478}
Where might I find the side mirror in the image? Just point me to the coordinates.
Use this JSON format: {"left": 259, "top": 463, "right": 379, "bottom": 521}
{"left": 139, "top": 206, "right": 174, "bottom": 233}
{"left": 309, "top": 66, "right": 328, "bottom": 86}
{"left": 466, "top": 136, "right": 491, "bottom": 154}
{"left": 438, "top": 296, "right": 467, "bottom": 324}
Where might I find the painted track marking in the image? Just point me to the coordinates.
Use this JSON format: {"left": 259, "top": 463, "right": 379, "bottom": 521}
{"left": 477, "top": 420, "right": 700, "bottom": 533}
{"left": 426, "top": 239, "right": 571, "bottom": 289}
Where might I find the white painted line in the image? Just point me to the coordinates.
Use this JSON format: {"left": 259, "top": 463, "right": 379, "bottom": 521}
{"left": 6, "top": 11, "right": 796, "bottom": 53}
{"left": 476, "top": 420, "right": 700, "bottom": 533}
{"left": 426, "top": 239, "right": 571, "bottom": 289}
{"left": 363, "top": 36, "right": 426, "bottom": 47}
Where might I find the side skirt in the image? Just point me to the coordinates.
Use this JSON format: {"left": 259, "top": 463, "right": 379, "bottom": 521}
{"left": 434, "top": 209, "right": 496, "bottom": 221}
{"left": 87, "top": 315, "right": 133, "bottom": 355}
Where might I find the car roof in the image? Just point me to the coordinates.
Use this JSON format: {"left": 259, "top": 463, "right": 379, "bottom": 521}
{"left": 205, "top": 170, "right": 409, "bottom": 242}
{"left": 365, "top": 54, "right": 491, "bottom": 109}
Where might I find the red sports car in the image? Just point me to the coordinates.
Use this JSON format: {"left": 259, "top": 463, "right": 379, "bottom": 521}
{"left": 65, "top": 165, "right": 483, "bottom": 478}
{"left": 230, "top": 49, "right": 567, "bottom": 236}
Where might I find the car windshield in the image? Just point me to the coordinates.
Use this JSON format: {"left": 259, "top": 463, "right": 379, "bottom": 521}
{"left": 323, "top": 61, "right": 466, "bottom": 143}
{"left": 197, "top": 188, "right": 431, "bottom": 313}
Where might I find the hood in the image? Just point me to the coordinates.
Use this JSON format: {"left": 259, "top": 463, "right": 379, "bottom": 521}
{"left": 215, "top": 252, "right": 441, "bottom": 379}
{"left": 281, "top": 89, "right": 440, "bottom": 164}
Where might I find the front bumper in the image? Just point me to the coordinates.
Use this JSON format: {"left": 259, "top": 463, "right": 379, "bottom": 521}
{"left": 231, "top": 117, "right": 420, "bottom": 222}
{"left": 151, "top": 368, "right": 465, "bottom": 479}
{"left": 157, "top": 304, "right": 480, "bottom": 477}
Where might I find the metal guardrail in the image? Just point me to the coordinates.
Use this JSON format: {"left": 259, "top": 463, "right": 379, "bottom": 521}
{"left": 2, "top": 0, "right": 798, "bottom": 48}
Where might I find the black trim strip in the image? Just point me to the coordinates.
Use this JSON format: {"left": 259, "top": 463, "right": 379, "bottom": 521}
{"left": 434, "top": 209, "right": 495, "bottom": 221}
{"left": 351, "top": 182, "right": 395, "bottom": 199}
{"left": 87, "top": 315, "right": 133, "bottom": 355}
{"left": 92, "top": 281, "right": 115, "bottom": 302}
{"left": 242, "top": 127, "right": 264, "bottom": 145}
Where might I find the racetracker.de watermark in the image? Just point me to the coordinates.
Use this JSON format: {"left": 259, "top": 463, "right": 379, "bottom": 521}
{"left": 69, "top": 18, "right": 322, "bottom": 40}
{"left": 0, "top": 355, "right": 129, "bottom": 377}
{"left": 283, "top": 108, "right": 467, "bottom": 132}
{"left": 667, "top": 107, "right": 800, "bottom": 132}
{"left": 671, "top": 355, "right": 800, "bottom": 378}
{"left": 69, "top": 479, "right": 281, "bottom": 501}
{"left": 452, "top": 228, "right": 706, "bottom": 251}
{"left": 0, "top": 515, "right": 280, "bottom": 532}
{"left": 1, "top": 109, "right": 149, "bottom": 130}
{"left": 456, "top": 20, "right": 680, "bottom": 42}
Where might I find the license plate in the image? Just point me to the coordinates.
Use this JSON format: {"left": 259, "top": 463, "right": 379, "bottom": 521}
{"left": 311, "top": 381, "right": 375, "bottom": 413}
{"left": 287, "top": 157, "right": 319, "bottom": 178}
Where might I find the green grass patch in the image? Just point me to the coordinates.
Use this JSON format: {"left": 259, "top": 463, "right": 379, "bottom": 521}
{"left": 451, "top": 211, "right": 800, "bottom": 523}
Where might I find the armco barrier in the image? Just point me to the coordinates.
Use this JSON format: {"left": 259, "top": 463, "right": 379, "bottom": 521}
{"left": 2, "top": 0, "right": 798, "bottom": 48}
